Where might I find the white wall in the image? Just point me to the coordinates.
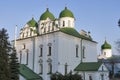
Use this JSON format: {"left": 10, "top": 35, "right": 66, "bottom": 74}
{"left": 102, "top": 49, "right": 112, "bottom": 58}
{"left": 59, "top": 17, "right": 74, "bottom": 28}
{"left": 16, "top": 38, "right": 34, "bottom": 70}
{"left": 82, "top": 40, "right": 98, "bottom": 62}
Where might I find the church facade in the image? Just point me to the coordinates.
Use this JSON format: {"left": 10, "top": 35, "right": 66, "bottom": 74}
{"left": 15, "top": 7, "right": 109, "bottom": 80}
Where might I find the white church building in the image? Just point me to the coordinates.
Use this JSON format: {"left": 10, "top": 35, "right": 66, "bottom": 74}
{"left": 15, "top": 7, "right": 109, "bottom": 80}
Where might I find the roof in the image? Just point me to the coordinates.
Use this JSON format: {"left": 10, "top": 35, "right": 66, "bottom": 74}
{"left": 27, "top": 17, "right": 38, "bottom": 27}
{"left": 60, "top": 27, "right": 93, "bottom": 41}
{"left": 59, "top": 7, "right": 74, "bottom": 18}
{"left": 40, "top": 8, "right": 55, "bottom": 20}
{"left": 19, "top": 64, "right": 42, "bottom": 80}
{"left": 101, "top": 40, "right": 111, "bottom": 49}
{"left": 74, "top": 62, "right": 102, "bottom": 71}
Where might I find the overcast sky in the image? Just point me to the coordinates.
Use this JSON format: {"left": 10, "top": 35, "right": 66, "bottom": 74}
{"left": 0, "top": 0, "right": 120, "bottom": 55}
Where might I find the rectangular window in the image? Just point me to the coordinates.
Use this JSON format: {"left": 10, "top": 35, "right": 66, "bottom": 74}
{"left": 76, "top": 47, "right": 78, "bottom": 57}
{"left": 101, "top": 74, "right": 104, "bottom": 80}
{"left": 40, "top": 47, "right": 43, "bottom": 57}
{"left": 89, "top": 76, "right": 92, "bottom": 80}
{"left": 48, "top": 46, "right": 51, "bottom": 56}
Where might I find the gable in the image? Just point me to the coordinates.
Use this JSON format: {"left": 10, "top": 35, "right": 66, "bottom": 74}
{"left": 98, "top": 64, "right": 109, "bottom": 71}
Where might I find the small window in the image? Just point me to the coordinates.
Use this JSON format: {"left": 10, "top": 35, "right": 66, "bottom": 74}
{"left": 101, "top": 74, "right": 104, "bottom": 80}
{"left": 48, "top": 63, "right": 52, "bottom": 74}
{"left": 76, "top": 45, "right": 79, "bottom": 57}
{"left": 63, "top": 21, "right": 65, "bottom": 27}
{"left": 48, "top": 46, "right": 51, "bottom": 56}
{"left": 39, "top": 64, "right": 43, "bottom": 74}
{"left": 83, "top": 46, "right": 85, "bottom": 58}
{"left": 40, "top": 47, "right": 43, "bottom": 57}
{"left": 104, "top": 52, "right": 106, "bottom": 55}
{"left": 89, "top": 76, "right": 92, "bottom": 80}
{"left": 65, "top": 63, "right": 68, "bottom": 75}
{"left": 26, "top": 49, "right": 29, "bottom": 65}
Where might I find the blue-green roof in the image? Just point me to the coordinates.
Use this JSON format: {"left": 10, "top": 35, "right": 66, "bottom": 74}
{"left": 60, "top": 27, "right": 93, "bottom": 41}
{"left": 27, "top": 17, "right": 38, "bottom": 27}
{"left": 74, "top": 62, "right": 102, "bottom": 71}
{"left": 101, "top": 40, "right": 111, "bottom": 49}
{"left": 19, "top": 64, "right": 42, "bottom": 80}
{"left": 40, "top": 8, "right": 55, "bottom": 20}
{"left": 59, "top": 7, "right": 74, "bottom": 18}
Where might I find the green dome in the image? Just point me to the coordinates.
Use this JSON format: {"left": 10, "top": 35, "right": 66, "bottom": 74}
{"left": 101, "top": 40, "right": 111, "bottom": 49}
{"left": 59, "top": 7, "right": 74, "bottom": 18}
{"left": 40, "top": 8, "right": 55, "bottom": 20}
{"left": 27, "top": 17, "right": 38, "bottom": 27}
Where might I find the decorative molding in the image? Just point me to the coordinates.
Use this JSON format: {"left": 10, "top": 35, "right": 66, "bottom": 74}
{"left": 47, "top": 58, "right": 52, "bottom": 63}
{"left": 26, "top": 49, "right": 29, "bottom": 53}
{"left": 76, "top": 44, "right": 79, "bottom": 48}
{"left": 48, "top": 43, "right": 52, "bottom": 46}
{"left": 39, "top": 59, "right": 43, "bottom": 63}
{"left": 39, "top": 44, "right": 43, "bottom": 48}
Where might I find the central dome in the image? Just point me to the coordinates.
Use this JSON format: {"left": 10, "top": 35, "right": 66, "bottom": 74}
{"left": 59, "top": 7, "right": 74, "bottom": 18}
{"left": 101, "top": 40, "right": 111, "bottom": 49}
{"left": 40, "top": 8, "right": 55, "bottom": 20}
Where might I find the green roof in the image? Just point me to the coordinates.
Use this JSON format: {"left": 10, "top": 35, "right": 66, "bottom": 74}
{"left": 74, "top": 62, "right": 102, "bottom": 71}
{"left": 40, "top": 8, "right": 55, "bottom": 20}
{"left": 19, "top": 64, "right": 42, "bottom": 80}
{"left": 27, "top": 17, "right": 38, "bottom": 27}
{"left": 60, "top": 27, "right": 93, "bottom": 41}
{"left": 59, "top": 7, "right": 74, "bottom": 18}
{"left": 101, "top": 40, "right": 111, "bottom": 49}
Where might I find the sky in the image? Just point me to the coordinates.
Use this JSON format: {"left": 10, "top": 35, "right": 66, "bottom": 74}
{"left": 0, "top": 0, "right": 120, "bottom": 55}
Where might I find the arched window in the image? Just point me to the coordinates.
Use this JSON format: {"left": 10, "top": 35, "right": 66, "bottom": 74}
{"left": 48, "top": 43, "right": 52, "bottom": 56}
{"left": 63, "top": 21, "right": 65, "bottom": 27}
{"left": 76, "top": 45, "right": 79, "bottom": 57}
{"left": 26, "top": 49, "right": 29, "bottom": 65}
{"left": 39, "top": 64, "right": 43, "bottom": 74}
{"left": 39, "top": 45, "right": 43, "bottom": 57}
{"left": 83, "top": 46, "right": 86, "bottom": 58}
{"left": 48, "top": 63, "right": 52, "bottom": 74}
